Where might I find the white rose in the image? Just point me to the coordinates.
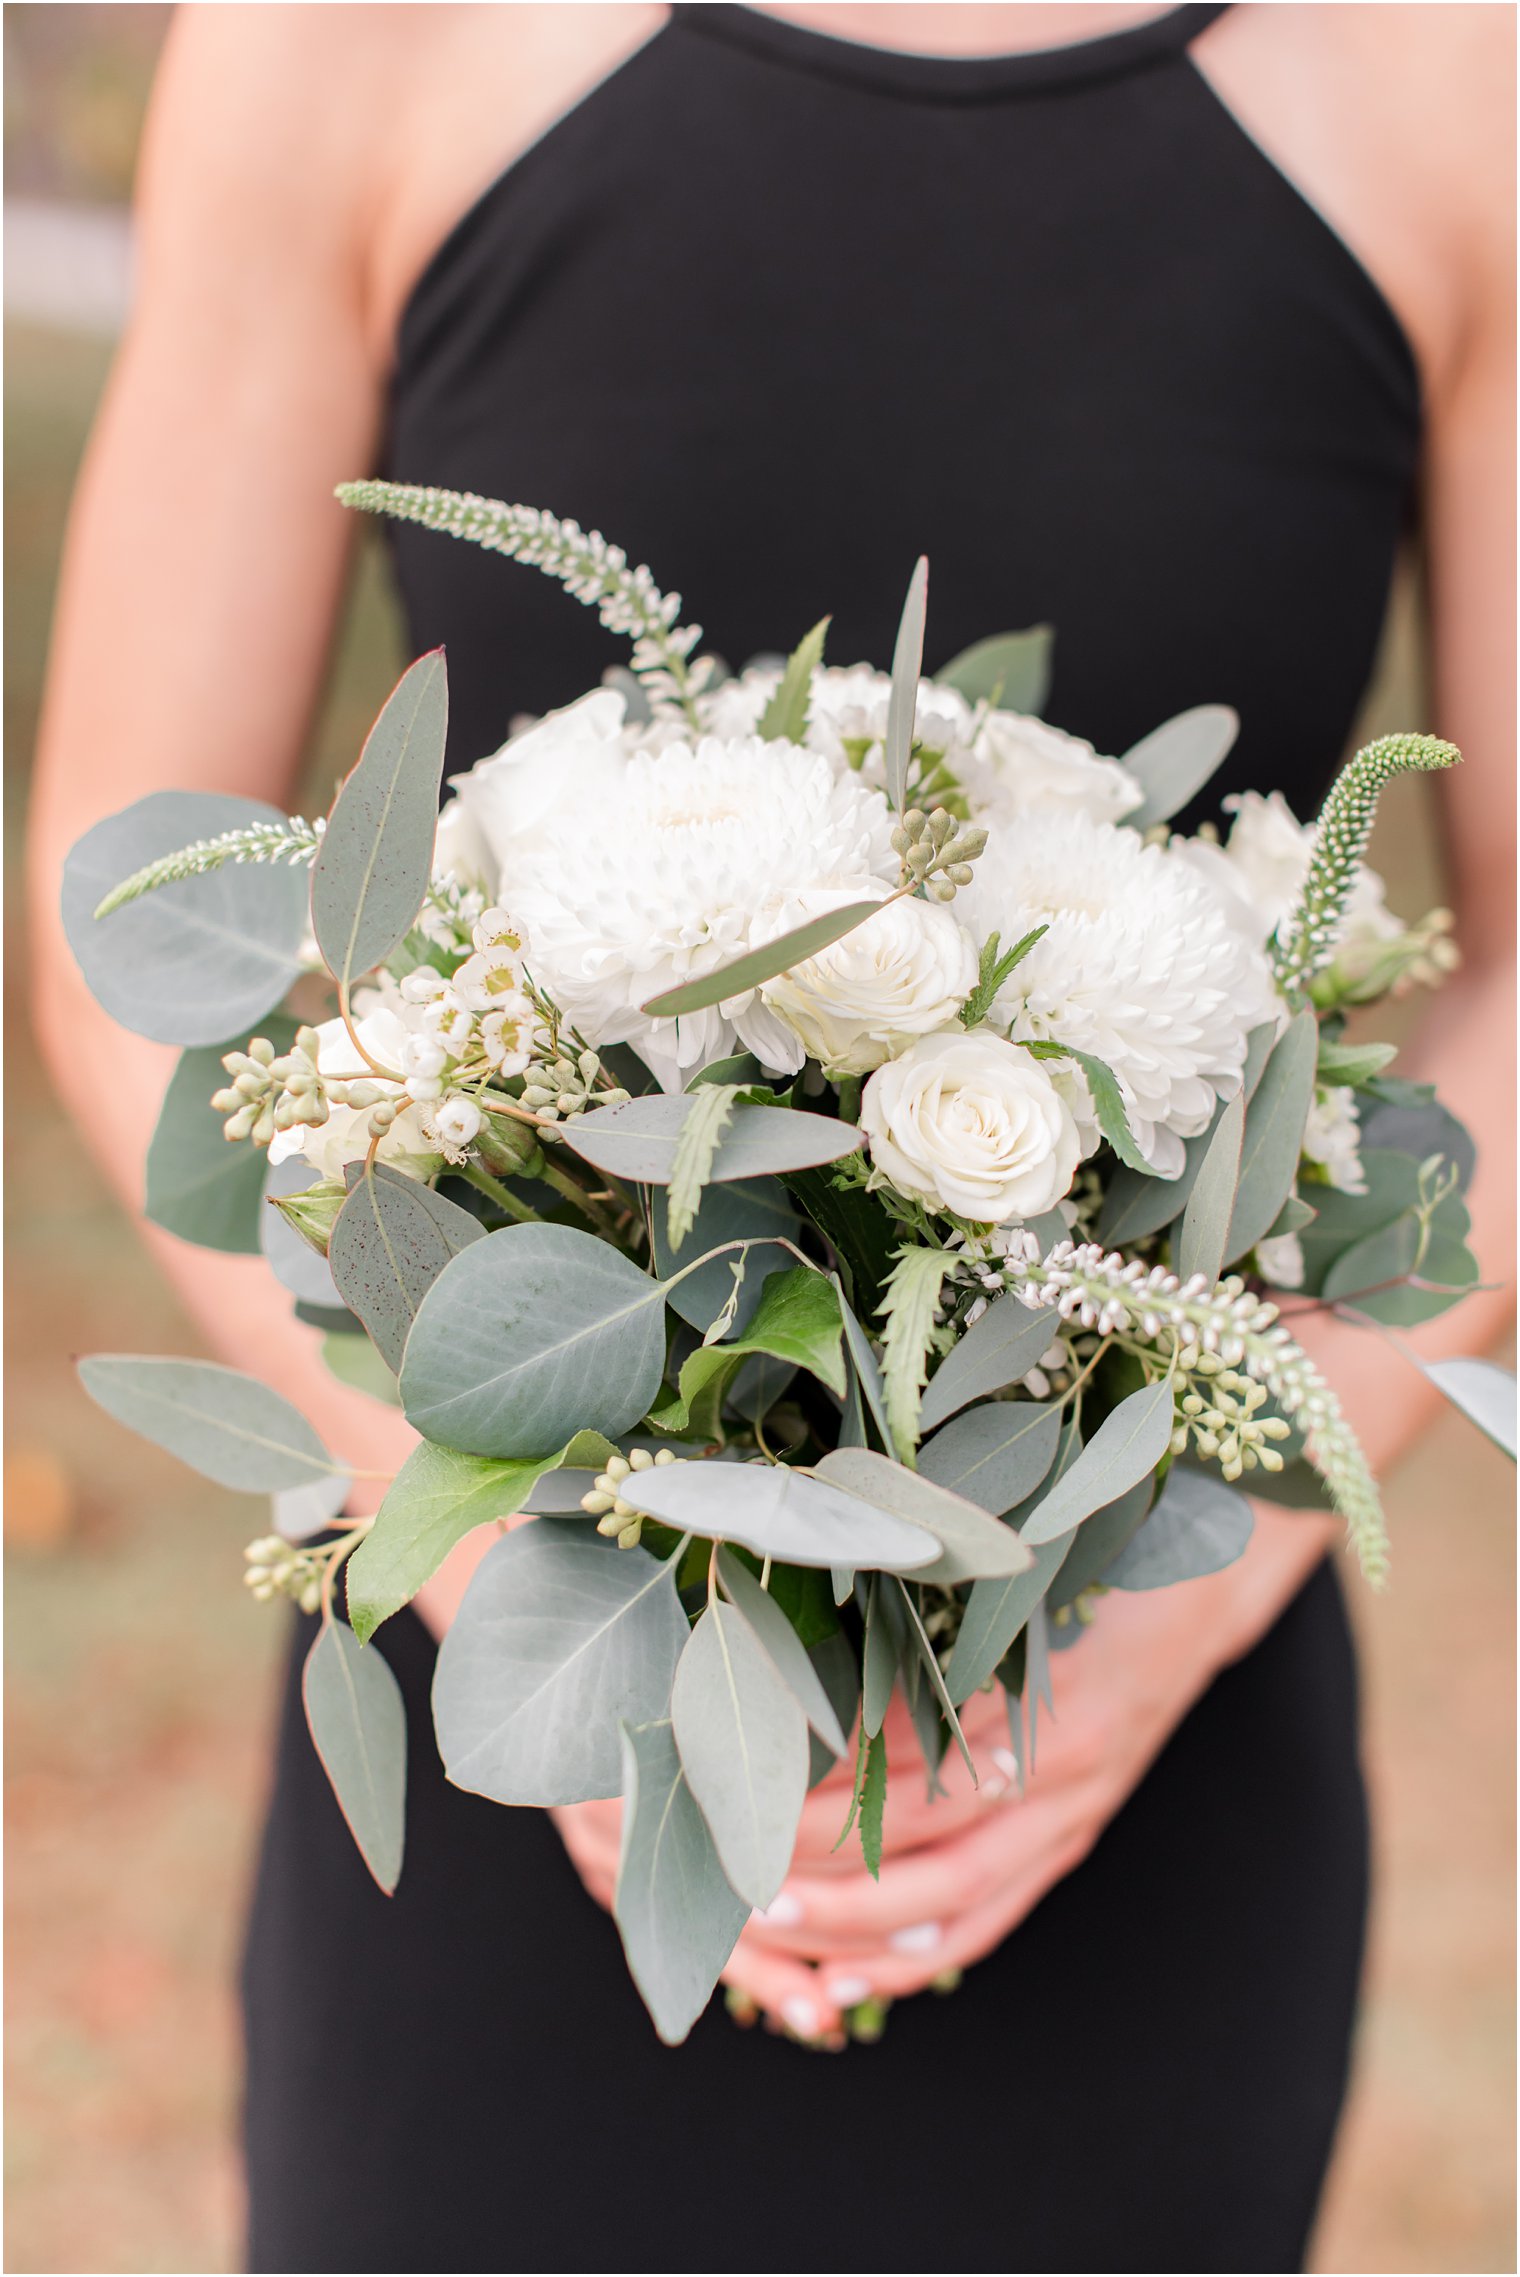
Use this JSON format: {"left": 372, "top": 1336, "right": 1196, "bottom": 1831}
{"left": 432, "top": 794, "right": 494, "bottom": 892}
{"left": 860, "top": 1030, "right": 1082, "bottom": 1224}
{"left": 267, "top": 1006, "right": 441, "bottom": 1183}
{"left": 445, "top": 688, "right": 630, "bottom": 883}
{"left": 965, "top": 711, "right": 1144, "bottom": 824}
{"left": 759, "top": 889, "right": 979, "bottom": 1076}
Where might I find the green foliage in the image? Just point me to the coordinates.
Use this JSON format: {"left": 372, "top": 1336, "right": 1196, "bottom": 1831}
{"left": 834, "top": 1720, "right": 888, "bottom": 1877}
{"left": 877, "top": 1245, "right": 952, "bottom": 1462}
{"left": 918, "top": 1294, "right": 1061, "bottom": 1433}
{"left": 1176, "top": 1087, "right": 1244, "bottom": 1287}
{"left": 613, "top": 1719, "right": 750, "bottom": 2046}
{"left": 145, "top": 1026, "right": 295, "bottom": 1253}
{"left": 329, "top": 1161, "right": 484, "bottom": 1374}
{"left": 666, "top": 1083, "right": 740, "bottom": 1250}
{"left": 311, "top": 652, "right": 448, "bottom": 993}
{"left": 672, "top": 1597, "right": 810, "bottom": 1909}
{"left": 639, "top": 900, "right": 889, "bottom": 1019}
{"left": 1316, "top": 1038, "right": 1398, "bottom": 1089}
{"left": 916, "top": 1397, "right": 1062, "bottom": 1516}
{"left": 400, "top": 1224, "right": 670, "bottom": 1458}
{"left": 649, "top": 1264, "right": 846, "bottom": 1438}
{"left": 783, "top": 1165, "right": 897, "bottom": 1316}
{"left": 562, "top": 1093, "right": 863, "bottom": 1182}
{"left": 958, "top": 925, "right": 1048, "bottom": 1029}
{"left": 1103, "top": 1465, "right": 1252, "bottom": 1589}
{"left": 432, "top": 1521, "right": 688, "bottom": 1804}
{"left": 1024, "top": 1040, "right": 1151, "bottom": 1173}
{"left": 617, "top": 1456, "right": 939, "bottom": 1572}
{"left": 302, "top": 1621, "right": 407, "bottom": 1894}
{"left": 77, "top": 1354, "right": 339, "bottom": 1492}
{"left": 1223, "top": 1009, "right": 1318, "bottom": 1264}
{"left": 1020, "top": 1382, "right": 1176, "bottom": 1545}
{"left": 758, "top": 616, "right": 830, "bottom": 742}
{"left": 715, "top": 1552, "right": 848, "bottom": 1756}
{"left": 934, "top": 625, "right": 1053, "bottom": 715}
{"left": 93, "top": 814, "right": 321, "bottom": 919}
{"left": 651, "top": 1176, "right": 799, "bottom": 1331}
{"left": 62, "top": 790, "right": 309, "bottom": 1046}
{"left": 884, "top": 557, "right": 929, "bottom": 813}
{"left": 1418, "top": 1358, "right": 1516, "bottom": 1459}
{"left": 1120, "top": 704, "right": 1239, "bottom": 830}
{"left": 814, "top": 1447, "right": 1034, "bottom": 1585}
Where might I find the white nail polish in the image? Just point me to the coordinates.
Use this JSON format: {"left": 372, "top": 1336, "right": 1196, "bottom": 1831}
{"left": 991, "top": 1746, "right": 1020, "bottom": 1781}
{"left": 826, "top": 1975, "right": 872, "bottom": 2007}
{"left": 890, "top": 1920, "right": 943, "bottom": 1954}
{"left": 757, "top": 1891, "right": 803, "bottom": 1926}
{"left": 781, "top": 1994, "right": 819, "bottom": 2037}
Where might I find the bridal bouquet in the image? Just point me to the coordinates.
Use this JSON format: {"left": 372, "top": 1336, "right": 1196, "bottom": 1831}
{"left": 63, "top": 487, "right": 1512, "bottom": 2045}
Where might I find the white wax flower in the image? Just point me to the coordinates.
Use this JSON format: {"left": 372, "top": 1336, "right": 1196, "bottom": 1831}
{"left": 957, "top": 807, "right": 1277, "bottom": 1177}
{"left": 1304, "top": 1085, "right": 1367, "bottom": 1195}
{"left": 267, "top": 1006, "right": 440, "bottom": 1182}
{"left": 961, "top": 711, "right": 1144, "bottom": 824}
{"left": 759, "top": 889, "right": 979, "bottom": 1076}
{"left": 487, "top": 734, "right": 898, "bottom": 1088}
{"left": 1255, "top": 1231, "right": 1306, "bottom": 1288}
{"left": 430, "top": 1094, "right": 484, "bottom": 1151}
{"left": 860, "top": 1030, "right": 1081, "bottom": 1224}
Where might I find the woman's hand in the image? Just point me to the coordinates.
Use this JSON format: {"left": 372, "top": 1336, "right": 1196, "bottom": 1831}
{"left": 553, "top": 1503, "right": 1337, "bottom": 2043}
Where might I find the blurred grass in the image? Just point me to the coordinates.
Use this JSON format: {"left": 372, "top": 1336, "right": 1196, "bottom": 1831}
{"left": 4, "top": 309, "right": 1513, "bottom": 2277}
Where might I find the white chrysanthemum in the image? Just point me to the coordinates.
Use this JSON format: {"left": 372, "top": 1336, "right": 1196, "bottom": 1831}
{"left": 701, "top": 664, "right": 975, "bottom": 775}
{"left": 957, "top": 809, "right": 1278, "bottom": 1177}
{"left": 493, "top": 735, "right": 898, "bottom": 1087}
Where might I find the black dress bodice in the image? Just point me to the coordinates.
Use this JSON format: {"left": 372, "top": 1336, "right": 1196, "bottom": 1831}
{"left": 383, "top": 1, "right": 1420, "bottom": 819}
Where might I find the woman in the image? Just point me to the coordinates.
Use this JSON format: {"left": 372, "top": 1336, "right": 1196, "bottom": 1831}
{"left": 29, "top": 5, "right": 1514, "bottom": 2270}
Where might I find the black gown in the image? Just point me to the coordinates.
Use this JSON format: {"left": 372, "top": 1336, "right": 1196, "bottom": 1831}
{"left": 242, "top": 8, "right": 1421, "bottom": 2269}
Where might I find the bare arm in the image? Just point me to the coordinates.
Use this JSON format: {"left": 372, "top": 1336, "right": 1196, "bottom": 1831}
{"left": 27, "top": 7, "right": 420, "bottom": 1502}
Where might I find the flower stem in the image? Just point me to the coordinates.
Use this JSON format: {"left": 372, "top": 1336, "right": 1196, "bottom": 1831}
{"left": 461, "top": 1162, "right": 543, "bottom": 1224}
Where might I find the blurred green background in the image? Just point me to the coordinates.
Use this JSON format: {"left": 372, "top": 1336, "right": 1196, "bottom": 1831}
{"left": 4, "top": 8, "right": 1513, "bottom": 2272}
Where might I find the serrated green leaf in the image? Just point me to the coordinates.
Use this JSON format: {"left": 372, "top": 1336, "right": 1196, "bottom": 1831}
{"left": 1026, "top": 1042, "right": 1152, "bottom": 1173}
{"left": 758, "top": 616, "right": 830, "bottom": 742}
{"left": 877, "top": 1246, "right": 952, "bottom": 1462}
{"left": 666, "top": 1083, "right": 740, "bottom": 1250}
{"left": 958, "top": 924, "right": 1049, "bottom": 1030}
{"left": 858, "top": 1729, "right": 888, "bottom": 1877}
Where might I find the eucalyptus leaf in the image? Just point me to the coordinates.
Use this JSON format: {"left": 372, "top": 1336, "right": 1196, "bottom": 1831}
{"left": 943, "top": 1534, "right": 1071, "bottom": 1705}
{"left": 302, "top": 1620, "right": 406, "bottom": 1894}
{"left": 717, "top": 1551, "right": 848, "bottom": 1755}
{"left": 1045, "top": 1476, "right": 1153, "bottom": 1608}
{"left": 916, "top": 1399, "right": 1062, "bottom": 1517}
{"left": 813, "top": 1447, "right": 1034, "bottom": 1585}
{"left": 147, "top": 1027, "right": 296, "bottom": 1253}
{"left": 433, "top": 1521, "right": 687, "bottom": 1804}
{"left": 672, "top": 1599, "right": 809, "bottom": 1910}
{"left": 935, "top": 625, "right": 1053, "bottom": 715}
{"left": 1418, "top": 1358, "right": 1517, "bottom": 1458}
{"left": 1316, "top": 1039, "right": 1397, "bottom": 1089}
{"left": 1177, "top": 1087, "right": 1245, "bottom": 1287}
{"left": 1224, "top": 1009, "right": 1318, "bottom": 1265}
{"left": 806, "top": 1631, "right": 862, "bottom": 1789}
{"left": 1020, "top": 1381, "right": 1175, "bottom": 1545}
{"left": 616, "top": 1458, "right": 939, "bottom": 1573}
{"left": 837, "top": 1284, "right": 895, "bottom": 1451}
{"left": 63, "top": 791, "right": 309, "bottom": 1045}
{"left": 1104, "top": 1465, "right": 1253, "bottom": 1589}
{"left": 884, "top": 556, "right": 929, "bottom": 812}
{"left": 640, "top": 903, "right": 888, "bottom": 1019}
{"left": 562, "top": 1095, "right": 862, "bottom": 1183}
{"left": 329, "top": 1161, "right": 484, "bottom": 1373}
{"left": 860, "top": 1577, "right": 897, "bottom": 1738}
{"left": 347, "top": 1440, "right": 576, "bottom": 1643}
{"left": 271, "top": 1472, "right": 353, "bottom": 1544}
{"left": 261, "top": 1152, "right": 341, "bottom": 1306}
{"left": 77, "top": 1354, "right": 337, "bottom": 1491}
{"left": 918, "top": 1298, "right": 1060, "bottom": 1432}
{"left": 310, "top": 651, "right": 448, "bottom": 989}
{"left": 613, "top": 1718, "right": 750, "bottom": 2046}
{"left": 1121, "top": 704, "right": 1240, "bottom": 830}
{"left": 651, "top": 1176, "right": 798, "bottom": 1332}
{"left": 1358, "top": 1097, "right": 1476, "bottom": 1195}
{"left": 758, "top": 616, "right": 830, "bottom": 743}
{"left": 323, "top": 1332, "right": 402, "bottom": 1407}
{"left": 400, "top": 1224, "right": 669, "bottom": 1458}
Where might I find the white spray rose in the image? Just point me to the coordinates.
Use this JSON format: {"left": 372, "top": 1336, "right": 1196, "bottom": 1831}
{"left": 267, "top": 1006, "right": 440, "bottom": 1184}
{"left": 1176, "top": 790, "right": 1402, "bottom": 956}
{"left": 759, "top": 889, "right": 979, "bottom": 1076}
{"left": 963, "top": 712, "right": 1144, "bottom": 824}
{"left": 860, "top": 1030, "right": 1081, "bottom": 1224}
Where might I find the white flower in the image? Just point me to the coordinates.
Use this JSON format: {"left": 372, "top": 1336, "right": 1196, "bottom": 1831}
{"left": 860, "top": 1030, "right": 1081, "bottom": 1224}
{"left": 491, "top": 734, "right": 898, "bottom": 1087}
{"left": 1255, "top": 1231, "right": 1306, "bottom": 1288}
{"left": 446, "top": 688, "right": 632, "bottom": 879}
{"left": 267, "top": 1006, "right": 440, "bottom": 1182}
{"left": 1304, "top": 1085, "right": 1366, "bottom": 1194}
{"left": 960, "top": 711, "right": 1144, "bottom": 825}
{"left": 957, "top": 808, "right": 1277, "bottom": 1177}
{"left": 430, "top": 1094, "right": 484, "bottom": 1152}
{"left": 1176, "top": 790, "right": 1401, "bottom": 955}
{"left": 432, "top": 796, "right": 493, "bottom": 892}
{"left": 701, "top": 664, "right": 975, "bottom": 779}
{"left": 759, "top": 888, "right": 978, "bottom": 1076}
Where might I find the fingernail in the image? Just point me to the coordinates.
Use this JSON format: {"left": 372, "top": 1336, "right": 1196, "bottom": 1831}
{"left": 889, "top": 1920, "right": 942, "bottom": 1954}
{"left": 781, "top": 1994, "right": 820, "bottom": 2038}
{"left": 757, "top": 1891, "right": 804, "bottom": 1926}
{"left": 826, "top": 1974, "right": 872, "bottom": 2007}
{"left": 991, "top": 1746, "right": 1020, "bottom": 1782}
